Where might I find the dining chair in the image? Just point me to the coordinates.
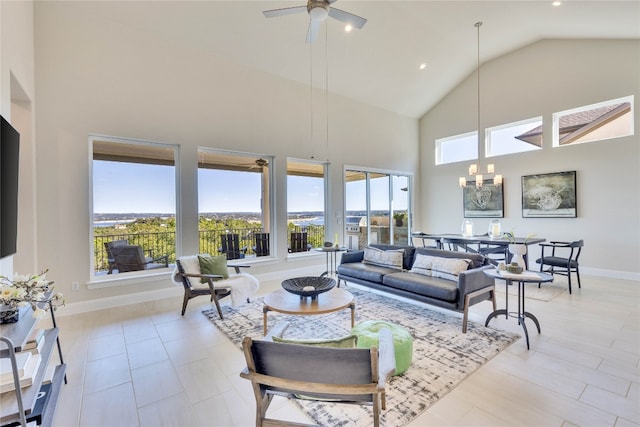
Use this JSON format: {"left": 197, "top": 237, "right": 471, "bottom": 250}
{"left": 535, "top": 240, "right": 584, "bottom": 294}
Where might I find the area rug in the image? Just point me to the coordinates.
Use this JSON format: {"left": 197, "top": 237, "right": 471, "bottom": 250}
{"left": 203, "top": 287, "right": 520, "bottom": 427}
{"left": 494, "top": 278, "right": 568, "bottom": 301}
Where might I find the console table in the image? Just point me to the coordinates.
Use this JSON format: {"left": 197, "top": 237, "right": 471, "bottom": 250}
{"left": 483, "top": 268, "right": 553, "bottom": 349}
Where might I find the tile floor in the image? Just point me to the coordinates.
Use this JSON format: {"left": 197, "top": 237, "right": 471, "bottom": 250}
{"left": 42, "top": 273, "right": 638, "bottom": 426}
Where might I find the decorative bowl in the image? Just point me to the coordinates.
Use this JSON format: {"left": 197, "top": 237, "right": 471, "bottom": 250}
{"left": 281, "top": 276, "right": 336, "bottom": 299}
{"left": 506, "top": 265, "right": 524, "bottom": 274}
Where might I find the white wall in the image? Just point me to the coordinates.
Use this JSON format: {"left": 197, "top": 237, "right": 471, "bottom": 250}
{"left": 32, "top": 2, "right": 418, "bottom": 304}
{"left": 420, "top": 39, "right": 640, "bottom": 279}
{"left": 0, "top": 0, "right": 37, "bottom": 277}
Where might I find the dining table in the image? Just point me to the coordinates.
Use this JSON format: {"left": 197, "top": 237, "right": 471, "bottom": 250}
{"left": 410, "top": 232, "right": 546, "bottom": 268}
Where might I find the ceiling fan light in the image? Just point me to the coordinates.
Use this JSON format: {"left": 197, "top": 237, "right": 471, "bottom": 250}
{"left": 309, "top": 6, "right": 329, "bottom": 21}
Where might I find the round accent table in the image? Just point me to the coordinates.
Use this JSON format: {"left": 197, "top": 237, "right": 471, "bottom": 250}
{"left": 484, "top": 268, "right": 553, "bottom": 349}
{"left": 263, "top": 287, "right": 355, "bottom": 336}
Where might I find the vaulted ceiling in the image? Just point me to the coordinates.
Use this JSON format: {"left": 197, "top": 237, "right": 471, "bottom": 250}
{"left": 61, "top": 1, "right": 639, "bottom": 118}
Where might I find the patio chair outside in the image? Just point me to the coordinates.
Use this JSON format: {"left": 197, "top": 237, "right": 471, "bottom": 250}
{"left": 110, "top": 244, "right": 169, "bottom": 273}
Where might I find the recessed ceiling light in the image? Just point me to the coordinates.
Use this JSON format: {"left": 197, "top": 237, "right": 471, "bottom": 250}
{"left": 345, "top": 24, "right": 353, "bottom": 33}
{"left": 419, "top": 63, "right": 427, "bottom": 70}
{"left": 552, "top": 1, "right": 561, "bottom": 6}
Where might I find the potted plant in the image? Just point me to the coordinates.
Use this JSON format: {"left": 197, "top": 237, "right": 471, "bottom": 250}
{"left": 0, "top": 270, "right": 64, "bottom": 324}
{"left": 393, "top": 213, "right": 405, "bottom": 227}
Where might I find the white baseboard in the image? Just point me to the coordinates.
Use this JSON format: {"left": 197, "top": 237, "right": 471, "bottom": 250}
{"left": 58, "top": 265, "right": 324, "bottom": 317}
{"left": 581, "top": 267, "right": 640, "bottom": 282}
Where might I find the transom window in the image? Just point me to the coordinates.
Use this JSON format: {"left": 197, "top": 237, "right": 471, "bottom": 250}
{"left": 486, "top": 117, "right": 543, "bottom": 157}
{"left": 435, "top": 132, "right": 478, "bottom": 165}
{"left": 553, "top": 96, "right": 634, "bottom": 147}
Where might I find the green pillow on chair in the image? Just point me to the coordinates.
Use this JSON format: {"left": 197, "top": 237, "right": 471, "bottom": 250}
{"left": 272, "top": 335, "right": 358, "bottom": 348}
{"left": 198, "top": 255, "right": 229, "bottom": 282}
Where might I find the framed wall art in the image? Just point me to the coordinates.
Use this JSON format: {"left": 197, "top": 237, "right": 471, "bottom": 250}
{"left": 521, "top": 171, "right": 577, "bottom": 218}
{"left": 462, "top": 179, "right": 504, "bottom": 218}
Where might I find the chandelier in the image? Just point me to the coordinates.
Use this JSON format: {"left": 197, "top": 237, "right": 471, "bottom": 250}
{"left": 459, "top": 22, "right": 502, "bottom": 188}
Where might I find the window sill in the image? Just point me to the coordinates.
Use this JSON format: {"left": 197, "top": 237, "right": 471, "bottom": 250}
{"left": 87, "top": 268, "right": 172, "bottom": 289}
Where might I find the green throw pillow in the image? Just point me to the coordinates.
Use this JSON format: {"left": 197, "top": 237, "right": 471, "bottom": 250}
{"left": 198, "top": 255, "right": 229, "bottom": 282}
{"left": 272, "top": 334, "right": 358, "bottom": 348}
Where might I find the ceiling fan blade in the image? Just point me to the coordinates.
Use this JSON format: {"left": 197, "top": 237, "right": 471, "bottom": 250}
{"left": 328, "top": 7, "right": 367, "bottom": 29}
{"left": 306, "top": 20, "right": 321, "bottom": 43}
{"left": 263, "top": 6, "right": 307, "bottom": 18}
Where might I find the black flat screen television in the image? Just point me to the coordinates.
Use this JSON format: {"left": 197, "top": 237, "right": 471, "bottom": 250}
{"left": 0, "top": 115, "right": 20, "bottom": 259}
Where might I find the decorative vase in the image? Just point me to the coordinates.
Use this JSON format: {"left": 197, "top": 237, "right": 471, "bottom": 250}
{"left": 508, "top": 244, "right": 527, "bottom": 268}
{"left": 0, "top": 305, "right": 20, "bottom": 324}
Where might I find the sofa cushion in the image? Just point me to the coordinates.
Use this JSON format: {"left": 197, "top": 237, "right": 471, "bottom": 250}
{"left": 383, "top": 271, "right": 458, "bottom": 302}
{"left": 410, "top": 254, "right": 471, "bottom": 281}
{"left": 371, "top": 244, "right": 416, "bottom": 270}
{"left": 414, "top": 247, "right": 485, "bottom": 269}
{"left": 337, "top": 262, "right": 399, "bottom": 283}
{"left": 363, "top": 246, "right": 404, "bottom": 270}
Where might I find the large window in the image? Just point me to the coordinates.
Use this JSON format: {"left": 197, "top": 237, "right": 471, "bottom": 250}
{"left": 287, "top": 159, "right": 327, "bottom": 254}
{"left": 91, "top": 136, "right": 177, "bottom": 276}
{"left": 553, "top": 96, "right": 634, "bottom": 147}
{"left": 344, "top": 169, "right": 411, "bottom": 250}
{"left": 435, "top": 132, "right": 478, "bottom": 165}
{"left": 486, "top": 117, "right": 543, "bottom": 157}
{"left": 197, "top": 150, "right": 272, "bottom": 259}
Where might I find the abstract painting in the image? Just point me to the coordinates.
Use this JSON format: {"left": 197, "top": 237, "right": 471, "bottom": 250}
{"left": 522, "top": 171, "right": 577, "bottom": 218}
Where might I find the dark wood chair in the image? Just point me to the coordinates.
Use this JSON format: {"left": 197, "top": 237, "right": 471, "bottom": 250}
{"left": 253, "top": 232, "right": 270, "bottom": 257}
{"left": 220, "top": 234, "right": 247, "bottom": 260}
{"left": 104, "top": 239, "right": 128, "bottom": 274}
{"left": 175, "top": 257, "right": 252, "bottom": 317}
{"left": 536, "top": 240, "right": 584, "bottom": 294}
{"left": 289, "top": 232, "right": 310, "bottom": 253}
{"left": 110, "top": 244, "right": 168, "bottom": 273}
{"left": 240, "top": 328, "right": 396, "bottom": 427}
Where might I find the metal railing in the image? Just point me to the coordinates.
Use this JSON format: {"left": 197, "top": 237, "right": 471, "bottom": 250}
{"left": 94, "top": 225, "right": 325, "bottom": 274}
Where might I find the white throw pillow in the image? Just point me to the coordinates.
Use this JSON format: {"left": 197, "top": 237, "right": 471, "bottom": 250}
{"left": 431, "top": 257, "right": 471, "bottom": 281}
{"left": 363, "top": 246, "right": 404, "bottom": 270}
{"left": 178, "top": 255, "right": 201, "bottom": 275}
{"left": 410, "top": 253, "right": 434, "bottom": 276}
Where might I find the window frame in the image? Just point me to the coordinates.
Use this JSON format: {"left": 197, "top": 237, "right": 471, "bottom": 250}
{"left": 435, "top": 131, "right": 478, "bottom": 165}
{"left": 485, "top": 116, "right": 543, "bottom": 158}
{"left": 89, "top": 134, "right": 179, "bottom": 284}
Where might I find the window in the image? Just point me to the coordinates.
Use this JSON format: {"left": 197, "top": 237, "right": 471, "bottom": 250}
{"left": 486, "top": 117, "right": 543, "bottom": 157}
{"left": 197, "top": 150, "right": 272, "bottom": 259}
{"left": 553, "top": 96, "right": 634, "bottom": 147}
{"left": 344, "top": 169, "right": 411, "bottom": 250}
{"left": 287, "top": 159, "right": 327, "bottom": 253}
{"left": 435, "top": 132, "right": 478, "bottom": 165}
{"left": 91, "top": 136, "right": 177, "bottom": 276}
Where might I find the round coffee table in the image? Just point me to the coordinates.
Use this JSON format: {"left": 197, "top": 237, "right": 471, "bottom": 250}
{"left": 263, "top": 287, "right": 355, "bottom": 335}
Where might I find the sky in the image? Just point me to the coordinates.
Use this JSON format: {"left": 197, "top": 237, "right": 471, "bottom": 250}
{"left": 93, "top": 161, "right": 408, "bottom": 214}
{"left": 93, "top": 161, "right": 325, "bottom": 214}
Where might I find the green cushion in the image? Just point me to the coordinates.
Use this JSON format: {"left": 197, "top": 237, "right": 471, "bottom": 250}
{"left": 198, "top": 255, "right": 229, "bottom": 282}
{"left": 352, "top": 320, "right": 413, "bottom": 375}
{"left": 272, "top": 334, "right": 358, "bottom": 348}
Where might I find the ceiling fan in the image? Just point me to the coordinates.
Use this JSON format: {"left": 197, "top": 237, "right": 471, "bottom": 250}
{"left": 246, "top": 158, "right": 269, "bottom": 170}
{"left": 263, "top": 0, "right": 367, "bottom": 43}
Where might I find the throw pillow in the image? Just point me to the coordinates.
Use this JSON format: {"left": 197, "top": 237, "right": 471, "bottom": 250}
{"left": 409, "top": 253, "right": 435, "bottom": 276}
{"left": 178, "top": 255, "right": 201, "bottom": 276}
{"left": 431, "top": 257, "right": 471, "bottom": 281}
{"left": 272, "top": 334, "right": 358, "bottom": 348}
{"left": 198, "top": 254, "right": 229, "bottom": 282}
{"left": 363, "top": 246, "right": 404, "bottom": 270}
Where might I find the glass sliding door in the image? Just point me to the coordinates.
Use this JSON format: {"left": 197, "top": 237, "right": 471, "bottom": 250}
{"left": 344, "top": 168, "right": 412, "bottom": 249}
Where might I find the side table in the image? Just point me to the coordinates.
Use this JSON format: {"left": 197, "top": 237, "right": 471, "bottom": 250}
{"left": 484, "top": 268, "right": 553, "bottom": 349}
{"left": 314, "top": 247, "right": 347, "bottom": 278}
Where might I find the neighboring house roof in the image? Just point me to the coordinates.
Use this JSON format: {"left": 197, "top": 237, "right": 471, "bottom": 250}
{"left": 515, "top": 102, "right": 631, "bottom": 146}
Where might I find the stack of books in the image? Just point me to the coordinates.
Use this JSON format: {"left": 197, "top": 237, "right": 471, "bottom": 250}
{"left": 0, "top": 329, "right": 44, "bottom": 393}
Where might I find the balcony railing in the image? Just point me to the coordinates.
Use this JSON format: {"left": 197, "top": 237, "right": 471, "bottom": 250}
{"left": 94, "top": 225, "right": 325, "bottom": 274}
